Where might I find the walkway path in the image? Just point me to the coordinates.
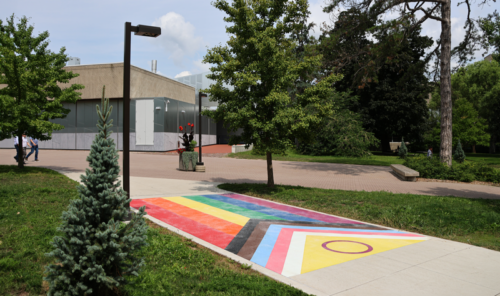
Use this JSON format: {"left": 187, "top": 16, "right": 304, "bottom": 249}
{"left": 3, "top": 149, "right": 499, "bottom": 295}
{"left": 61, "top": 175, "right": 500, "bottom": 296}
{"left": 2, "top": 149, "right": 498, "bottom": 199}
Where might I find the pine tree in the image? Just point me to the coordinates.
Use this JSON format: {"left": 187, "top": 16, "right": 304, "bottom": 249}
{"left": 399, "top": 137, "right": 408, "bottom": 159}
{"left": 454, "top": 139, "right": 466, "bottom": 163}
{"left": 44, "top": 87, "right": 148, "bottom": 295}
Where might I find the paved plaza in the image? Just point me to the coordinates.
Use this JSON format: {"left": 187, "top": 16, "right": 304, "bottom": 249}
{"left": 2, "top": 148, "right": 499, "bottom": 199}
{"left": 2, "top": 148, "right": 500, "bottom": 295}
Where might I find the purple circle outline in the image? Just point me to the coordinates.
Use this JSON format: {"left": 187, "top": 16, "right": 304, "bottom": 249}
{"left": 322, "top": 240, "right": 373, "bottom": 254}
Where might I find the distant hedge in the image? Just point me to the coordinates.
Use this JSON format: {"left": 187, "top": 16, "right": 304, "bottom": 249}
{"left": 404, "top": 156, "right": 500, "bottom": 183}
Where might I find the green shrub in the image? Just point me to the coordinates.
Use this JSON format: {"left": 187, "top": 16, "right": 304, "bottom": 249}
{"left": 190, "top": 140, "right": 197, "bottom": 151}
{"left": 404, "top": 156, "right": 500, "bottom": 183}
{"left": 299, "top": 110, "right": 379, "bottom": 157}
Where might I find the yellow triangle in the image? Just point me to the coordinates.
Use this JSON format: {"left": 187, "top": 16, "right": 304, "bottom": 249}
{"left": 302, "top": 235, "right": 426, "bottom": 274}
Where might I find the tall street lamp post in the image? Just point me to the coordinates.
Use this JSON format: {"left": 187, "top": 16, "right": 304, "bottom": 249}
{"left": 196, "top": 92, "right": 207, "bottom": 172}
{"left": 123, "top": 23, "right": 161, "bottom": 204}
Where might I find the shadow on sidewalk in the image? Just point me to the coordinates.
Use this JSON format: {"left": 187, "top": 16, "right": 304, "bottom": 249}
{"left": 279, "top": 161, "right": 391, "bottom": 176}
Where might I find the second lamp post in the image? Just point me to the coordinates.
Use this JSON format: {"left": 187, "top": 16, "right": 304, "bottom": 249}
{"left": 196, "top": 92, "right": 207, "bottom": 172}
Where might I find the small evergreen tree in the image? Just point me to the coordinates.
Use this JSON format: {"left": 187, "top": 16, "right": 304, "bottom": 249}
{"left": 399, "top": 137, "right": 408, "bottom": 158}
{"left": 454, "top": 139, "right": 466, "bottom": 163}
{"left": 44, "top": 87, "right": 148, "bottom": 295}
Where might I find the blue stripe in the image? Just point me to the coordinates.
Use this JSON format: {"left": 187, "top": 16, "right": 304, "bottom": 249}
{"left": 202, "top": 194, "right": 321, "bottom": 222}
{"left": 250, "top": 225, "right": 406, "bottom": 267}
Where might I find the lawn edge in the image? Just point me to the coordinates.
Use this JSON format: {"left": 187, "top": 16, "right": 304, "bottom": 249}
{"left": 130, "top": 206, "right": 328, "bottom": 296}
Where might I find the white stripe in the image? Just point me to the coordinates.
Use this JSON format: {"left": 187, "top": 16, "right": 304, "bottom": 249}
{"left": 281, "top": 232, "right": 427, "bottom": 277}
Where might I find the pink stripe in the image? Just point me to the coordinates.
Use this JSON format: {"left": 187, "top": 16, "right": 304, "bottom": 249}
{"left": 222, "top": 193, "right": 362, "bottom": 224}
{"left": 265, "top": 228, "right": 425, "bottom": 274}
{"left": 131, "top": 199, "right": 234, "bottom": 249}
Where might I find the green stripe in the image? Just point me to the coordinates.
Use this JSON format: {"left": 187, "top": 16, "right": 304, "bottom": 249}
{"left": 183, "top": 195, "right": 284, "bottom": 220}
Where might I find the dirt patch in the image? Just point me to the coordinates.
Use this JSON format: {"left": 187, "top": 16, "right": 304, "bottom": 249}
{"left": 416, "top": 178, "right": 500, "bottom": 187}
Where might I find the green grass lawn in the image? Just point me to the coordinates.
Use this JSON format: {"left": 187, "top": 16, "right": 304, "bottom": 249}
{"left": 466, "top": 153, "right": 500, "bottom": 169}
{"left": 228, "top": 149, "right": 500, "bottom": 169}
{"left": 0, "top": 166, "right": 307, "bottom": 296}
{"left": 218, "top": 183, "right": 500, "bottom": 251}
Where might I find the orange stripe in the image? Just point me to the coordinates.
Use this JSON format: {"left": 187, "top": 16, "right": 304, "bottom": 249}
{"left": 145, "top": 198, "right": 243, "bottom": 236}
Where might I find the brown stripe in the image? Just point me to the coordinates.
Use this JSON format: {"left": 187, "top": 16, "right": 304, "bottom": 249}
{"left": 237, "top": 221, "right": 385, "bottom": 260}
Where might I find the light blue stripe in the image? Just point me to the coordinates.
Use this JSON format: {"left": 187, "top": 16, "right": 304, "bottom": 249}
{"left": 250, "top": 225, "right": 406, "bottom": 267}
{"left": 202, "top": 194, "right": 321, "bottom": 222}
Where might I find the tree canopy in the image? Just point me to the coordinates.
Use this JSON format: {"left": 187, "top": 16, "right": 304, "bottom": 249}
{"left": 0, "top": 14, "right": 83, "bottom": 168}
{"left": 318, "top": 22, "right": 432, "bottom": 151}
{"left": 202, "top": 0, "right": 340, "bottom": 187}
{"left": 479, "top": 10, "right": 500, "bottom": 62}
{"left": 452, "top": 98, "right": 489, "bottom": 153}
{"left": 320, "top": 0, "right": 495, "bottom": 165}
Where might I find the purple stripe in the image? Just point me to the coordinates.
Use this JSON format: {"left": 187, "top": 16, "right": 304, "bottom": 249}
{"left": 221, "top": 193, "right": 363, "bottom": 224}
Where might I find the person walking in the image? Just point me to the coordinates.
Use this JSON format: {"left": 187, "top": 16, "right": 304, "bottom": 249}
{"left": 26, "top": 137, "right": 39, "bottom": 161}
{"left": 427, "top": 147, "right": 433, "bottom": 158}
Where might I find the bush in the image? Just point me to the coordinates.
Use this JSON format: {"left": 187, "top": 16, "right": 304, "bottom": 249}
{"left": 299, "top": 110, "right": 379, "bottom": 157}
{"left": 404, "top": 156, "right": 500, "bottom": 183}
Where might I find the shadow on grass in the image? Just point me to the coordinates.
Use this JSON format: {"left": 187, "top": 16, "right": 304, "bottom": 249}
{"left": 417, "top": 186, "right": 500, "bottom": 200}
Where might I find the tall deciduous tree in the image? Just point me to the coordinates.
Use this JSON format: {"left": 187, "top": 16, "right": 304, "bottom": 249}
{"left": 0, "top": 15, "right": 83, "bottom": 168}
{"left": 321, "top": 0, "right": 492, "bottom": 166}
{"left": 203, "top": 0, "right": 338, "bottom": 187}
{"left": 452, "top": 98, "right": 489, "bottom": 153}
{"left": 319, "top": 21, "right": 432, "bottom": 151}
{"left": 450, "top": 60, "right": 500, "bottom": 153}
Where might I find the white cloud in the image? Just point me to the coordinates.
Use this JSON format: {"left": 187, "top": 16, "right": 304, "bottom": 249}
{"left": 308, "top": 0, "right": 332, "bottom": 38}
{"left": 152, "top": 12, "right": 204, "bottom": 66}
{"left": 174, "top": 71, "right": 192, "bottom": 78}
{"left": 192, "top": 59, "right": 211, "bottom": 73}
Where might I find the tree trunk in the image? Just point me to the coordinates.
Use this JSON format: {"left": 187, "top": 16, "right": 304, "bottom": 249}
{"left": 439, "top": 0, "right": 453, "bottom": 166}
{"left": 17, "top": 131, "right": 24, "bottom": 169}
{"left": 489, "top": 135, "right": 497, "bottom": 154}
{"left": 472, "top": 144, "right": 476, "bottom": 154}
{"left": 266, "top": 151, "right": 274, "bottom": 187}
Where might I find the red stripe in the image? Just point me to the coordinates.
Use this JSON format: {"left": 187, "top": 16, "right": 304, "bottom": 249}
{"left": 145, "top": 198, "right": 242, "bottom": 235}
{"left": 131, "top": 199, "right": 234, "bottom": 249}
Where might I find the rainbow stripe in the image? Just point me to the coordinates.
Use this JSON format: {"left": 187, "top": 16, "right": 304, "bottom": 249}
{"left": 132, "top": 193, "right": 427, "bottom": 276}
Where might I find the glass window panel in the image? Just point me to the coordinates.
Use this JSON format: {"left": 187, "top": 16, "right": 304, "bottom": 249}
{"left": 153, "top": 98, "right": 164, "bottom": 132}
{"left": 164, "top": 98, "right": 178, "bottom": 133}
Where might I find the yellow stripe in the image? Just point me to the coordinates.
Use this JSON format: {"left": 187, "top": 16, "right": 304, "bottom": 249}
{"left": 163, "top": 196, "right": 250, "bottom": 226}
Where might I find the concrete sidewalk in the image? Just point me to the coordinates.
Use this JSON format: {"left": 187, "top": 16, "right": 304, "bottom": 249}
{"left": 62, "top": 172, "right": 500, "bottom": 296}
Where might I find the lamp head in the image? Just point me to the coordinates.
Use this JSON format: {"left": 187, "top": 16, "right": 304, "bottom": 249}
{"left": 134, "top": 25, "right": 161, "bottom": 37}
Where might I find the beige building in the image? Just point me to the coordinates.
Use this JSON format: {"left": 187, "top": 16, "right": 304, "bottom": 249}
{"left": 0, "top": 63, "right": 218, "bottom": 151}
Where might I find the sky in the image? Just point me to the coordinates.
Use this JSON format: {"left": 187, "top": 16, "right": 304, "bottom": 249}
{"left": 1, "top": 0, "right": 498, "bottom": 79}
